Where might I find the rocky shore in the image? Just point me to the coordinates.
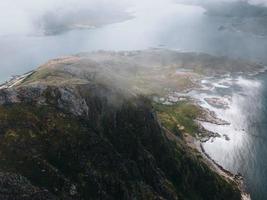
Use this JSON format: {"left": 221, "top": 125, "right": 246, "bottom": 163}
{"left": 182, "top": 70, "right": 267, "bottom": 200}
{"left": 181, "top": 123, "right": 250, "bottom": 200}
{"left": 0, "top": 49, "right": 262, "bottom": 199}
{"left": 158, "top": 66, "right": 267, "bottom": 200}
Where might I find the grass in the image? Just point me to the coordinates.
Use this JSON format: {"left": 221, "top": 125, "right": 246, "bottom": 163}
{"left": 0, "top": 97, "right": 241, "bottom": 200}
{"left": 153, "top": 101, "right": 201, "bottom": 136}
{"left": 21, "top": 67, "right": 89, "bottom": 87}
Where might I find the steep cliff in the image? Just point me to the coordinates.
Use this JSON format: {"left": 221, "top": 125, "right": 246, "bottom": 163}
{"left": 0, "top": 50, "right": 247, "bottom": 200}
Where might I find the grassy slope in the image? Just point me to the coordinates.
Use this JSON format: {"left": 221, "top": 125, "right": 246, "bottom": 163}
{"left": 0, "top": 90, "right": 241, "bottom": 199}
{"left": 0, "top": 50, "right": 250, "bottom": 199}
{"left": 153, "top": 102, "right": 201, "bottom": 136}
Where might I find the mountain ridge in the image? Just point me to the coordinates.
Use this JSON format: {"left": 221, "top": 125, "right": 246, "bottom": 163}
{"left": 0, "top": 49, "right": 256, "bottom": 199}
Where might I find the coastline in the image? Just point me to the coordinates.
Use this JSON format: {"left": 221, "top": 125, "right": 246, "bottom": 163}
{"left": 199, "top": 142, "right": 251, "bottom": 200}
{"left": 1, "top": 53, "right": 266, "bottom": 199}
{"left": 0, "top": 71, "right": 34, "bottom": 90}
{"left": 184, "top": 69, "right": 267, "bottom": 200}
{"left": 0, "top": 69, "right": 251, "bottom": 199}
{"left": 183, "top": 132, "right": 250, "bottom": 200}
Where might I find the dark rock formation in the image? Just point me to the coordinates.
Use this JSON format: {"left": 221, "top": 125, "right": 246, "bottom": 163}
{"left": 0, "top": 51, "right": 246, "bottom": 199}
{"left": 0, "top": 83, "right": 241, "bottom": 200}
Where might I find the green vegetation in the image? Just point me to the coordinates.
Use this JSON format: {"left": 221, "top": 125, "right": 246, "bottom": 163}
{"left": 0, "top": 49, "right": 250, "bottom": 199}
{"left": 21, "top": 67, "right": 88, "bottom": 86}
{"left": 153, "top": 101, "right": 201, "bottom": 136}
{"left": 0, "top": 92, "right": 241, "bottom": 199}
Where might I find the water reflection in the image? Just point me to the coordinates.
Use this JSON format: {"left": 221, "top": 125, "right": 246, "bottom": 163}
{"left": 1, "top": 2, "right": 267, "bottom": 81}
{"left": 194, "top": 75, "right": 267, "bottom": 200}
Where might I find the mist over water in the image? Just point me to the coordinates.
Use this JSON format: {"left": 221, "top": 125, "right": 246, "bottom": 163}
{"left": 195, "top": 74, "right": 267, "bottom": 200}
{"left": 1, "top": 1, "right": 267, "bottom": 199}
{"left": 1, "top": 1, "right": 267, "bottom": 81}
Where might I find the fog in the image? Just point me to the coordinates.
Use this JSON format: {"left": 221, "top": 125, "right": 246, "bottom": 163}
{"left": 2, "top": 0, "right": 267, "bottom": 36}
{"left": 0, "top": 0, "right": 127, "bottom": 36}
{"left": 1, "top": 0, "right": 267, "bottom": 81}
{"left": 0, "top": 0, "right": 174, "bottom": 36}
{"left": 182, "top": 0, "right": 267, "bottom": 4}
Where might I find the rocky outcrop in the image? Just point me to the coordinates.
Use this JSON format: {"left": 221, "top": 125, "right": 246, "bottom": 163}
{"left": 0, "top": 50, "right": 248, "bottom": 199}
{"left": 0, "top": 83, "right": 241, "bottom": 200}
{"left": 0, "top": 172, "right": 56, "bottom": 200}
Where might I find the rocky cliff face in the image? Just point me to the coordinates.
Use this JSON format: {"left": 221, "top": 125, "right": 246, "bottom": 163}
{"left": 0, "top": 50, "right": 244, "bottom": 199}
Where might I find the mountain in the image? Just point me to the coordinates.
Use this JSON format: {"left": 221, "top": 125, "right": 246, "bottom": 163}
{"left": 0, "top": 50, "right": 254, "bottom": 200}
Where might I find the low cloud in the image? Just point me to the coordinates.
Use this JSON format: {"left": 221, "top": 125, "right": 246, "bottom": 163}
{"left": 0, "top": 0, "right": 131, "bottom": 36}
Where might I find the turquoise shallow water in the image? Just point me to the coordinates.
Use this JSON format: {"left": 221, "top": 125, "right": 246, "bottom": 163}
{"left": 1, "top": 2, "right": 267, "bottom": 199}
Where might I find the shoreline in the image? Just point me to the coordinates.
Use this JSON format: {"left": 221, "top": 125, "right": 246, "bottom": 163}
{"left": 180, "top": 70, "right": 267, "bottom": 200}
{"left": 1, "top": 53, "right": 266, "bottom": 199}
{"left": 0, "top": 71, "right": 34, "bottom": 90}
{"left": 188, "top": 70, "right": 267, "bottom": 199}
{"left": 183, "top": 132, "right": 250, "bottom": 200}
{"left": 199, "top": 142, "right": 250, "bottom": 200}
{"left": 2, "top": 68, "right": 251, "bottom": 199}
{"left": 146, "top": 61, "right": 266, "bottom": 200}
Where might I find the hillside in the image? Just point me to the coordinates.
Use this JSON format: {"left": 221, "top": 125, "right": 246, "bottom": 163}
{"left": 0, "top": 49, "right": 257, "bottom": 199}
